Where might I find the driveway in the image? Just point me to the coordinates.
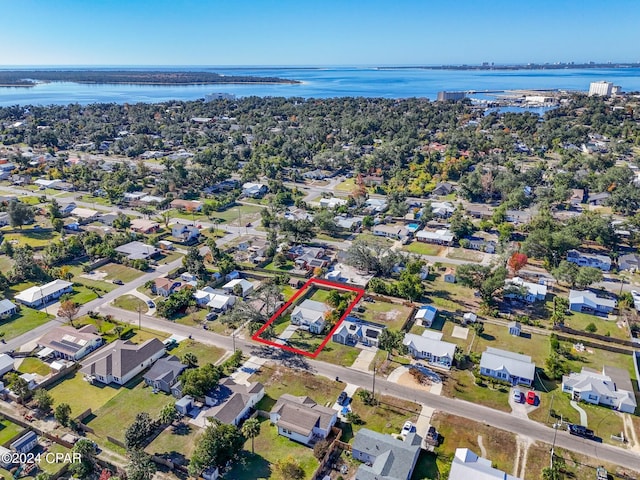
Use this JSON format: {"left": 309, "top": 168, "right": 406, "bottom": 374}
{"left": 509, "top": 387, "right": 538, "bottom": 419}
{"left": 351, "top": 348, "right": 376, "bottom": 372}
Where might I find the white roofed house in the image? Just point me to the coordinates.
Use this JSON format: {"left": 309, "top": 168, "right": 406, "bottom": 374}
{"left": 415, "top": 229, "right": 454, "bottom": 246}
{"left": 14, "top": 279, "right": 73, "bottom": 308}
{"left": 561, "top": 366, "right": 637, "bottom": 414}
{"left": 69, "top": 207, "right": 99, "bottom": 224}
{"left": 402, "top": 332, "right": 457, "bottom": 369}
{"left": 0, "top": 299, "right": 18, "bottom": 319}
{"left": 222, "top": 279, "right": 254, "bottom": 298}
{"left": 566, "top": 249, "right": 611, "bottom": 271}
{"left": 504, "top": 277, "right": 547, "bottom": 303}
{"left": 171, "top": 223, "right": 200, "bottom": 243}
{"left": 479, "top": 347, "right": 536, "bottom": 386}
{"left": 194, "top": 287, "right": 236, "bottom": 312}
{"left": 372, "top": 223, "right": 408, "bottom": 240}
{"left": 291, "top": 299, "right": 330, "bottom": 334}
{"left": 449, "top": 448, "right": 522, "bottom": 480}
{"left": 568, "top": 289, "right": 616, "bottom": 315}
{"left": 242, "top": 182, "right": 268, "bottom": 198}
{"left": 332, "top": 317, "right": 385, "bottom": 347}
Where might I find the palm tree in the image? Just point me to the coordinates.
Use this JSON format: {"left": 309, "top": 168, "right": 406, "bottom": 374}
{"left": 242, "top": 418, "right": 261, "bottom": 454}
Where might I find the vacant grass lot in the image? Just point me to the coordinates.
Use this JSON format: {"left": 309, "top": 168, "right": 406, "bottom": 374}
{"left": 17, "top": 357, "right": 51, "bottom": 376}
{"left": 315, "top": 340, "right": 361, "bottom": 366}
{"left": 0, "top": 308, "right": 52, "bottom": 340}
{"left": 224, "top": 417, "right": 319, "bottom": 480}
{"left": 432, "top": 412, "right": 517, "bottom": 475}
{"left": 446, "top": 248, "right": 483, "bottom": 262}
{"left": 147, "top": 422, "right": 201, "bottom": 461}
{"left": 86, "top": 375, "right": 175, "bottom": 442}
{"left": 423, "top": 275, "right": 478, "bottom": 313}
{"left": 101, "top": 263, "right": 145, "bottom": 283}
{"left": 169, "top": 339, "right": 226, "bottom": 366}
{"left": 0, "top": 255, "right": 14, "bottom": 272}
{"left": 402, "top": 242, "right": 444, "bottom": 257}
{"left": 472, "top": 322, "right": 549, "bottom": 365}
{"left": 208, "top": 204, "right": 264, "bottom": 227}
{"left": 4, "top": 230, "right": 57, "bottom": 247}
{"left": 441, "top": 369, "right": 511, "bottom": 412}
{"left": 0, "top": 419, "right": 23, "bottom": 445}
{"left": 48, "top": 371, "right": 121, "bottom": 415}
{"left": 112, "top": 294, "right": 148, "bottom": 313}
{"left": 358, "top": 301, "right": 412, "bottom": 331}
{"left": 68, "top": 285, "right": 99, "bottom": 305}
{"left": 562, "top": 309, "right": 629, "bottom": 340}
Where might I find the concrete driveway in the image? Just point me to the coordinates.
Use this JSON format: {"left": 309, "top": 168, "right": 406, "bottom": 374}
{"left": 351, "top": 348, "right": 377, "bottom": 372}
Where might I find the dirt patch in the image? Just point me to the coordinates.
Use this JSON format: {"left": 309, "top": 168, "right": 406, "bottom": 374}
{"left": 81, "top": 270, "right": 108, "bottom": 281}
{"left": 396, "top": 371, "right": 434, "bottom": 392}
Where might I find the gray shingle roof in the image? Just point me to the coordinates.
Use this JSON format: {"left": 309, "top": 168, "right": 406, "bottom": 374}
{"left": 353, "top": 428, "right": 421, "bottom": 480}
{"left": 80, "top": 338, "right": 164, "bottom": 379}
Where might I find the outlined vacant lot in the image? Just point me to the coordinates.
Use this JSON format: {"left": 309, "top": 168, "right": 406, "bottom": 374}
{"left": 252, "top": 278, "right": 364, "bottom": 358}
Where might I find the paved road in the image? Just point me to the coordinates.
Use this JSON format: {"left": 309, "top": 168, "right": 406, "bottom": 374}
{"left": 93, "top": 303, "right": 640, "bottom": 471}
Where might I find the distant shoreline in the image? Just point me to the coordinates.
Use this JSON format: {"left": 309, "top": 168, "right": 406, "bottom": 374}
{"left": 378, "top": 63, "right": 640, "bottom": 71}
{"left": 0, "top": 70, "right": 299, "bottom": 87}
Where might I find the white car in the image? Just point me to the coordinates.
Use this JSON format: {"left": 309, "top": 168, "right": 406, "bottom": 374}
{"left": 401, "top": 421, "right": 414, "bottom": 437}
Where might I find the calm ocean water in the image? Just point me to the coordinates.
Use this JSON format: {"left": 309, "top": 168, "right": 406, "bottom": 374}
{"left": 0, "top": 66, "right": 639, "bottom": 106}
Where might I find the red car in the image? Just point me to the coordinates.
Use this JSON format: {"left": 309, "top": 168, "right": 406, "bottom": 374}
{"left": 526, "top": 391, "right": 537, "bottom": 405}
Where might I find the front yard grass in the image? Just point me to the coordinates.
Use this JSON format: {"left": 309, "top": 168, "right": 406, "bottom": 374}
{"left": 48, "top": 371, "right": 121, "bottom": 415}
{"left": 17, "top": 357, "right": 51, "bottom": 376}
{"left": 432, "top": 412, "right": 517, "bottom": 475}
{"left": 100, "top": 263, "right": 145, "bottom": 283}
{"left": 68, "top": 284, "right": 99, "bottom": 305}
{"left": 562, "top": 309, "right": 630, "bottom": 341}
{"left": 224, "top": 417, "right": 319, "bottom": 480}
{"left": 252, "top": 364, "right": 343, "bottom": 410}
{"left": 169, "top": 339, "right": 226, "bottom": 366}
{"left": 0, "top": 419, "right": 24, "bottom": 445}
{"left": 446, "top": 248, "right": 483, "bottom": 262}
{"left": 0, "top": 308, "right": 52, "bottom": 341}
{"left": 402, "top": 242, "right": 444, "bottom": 257}
{"left": 208, "top": 204, "right": 264, "bottom": 227}
{"left": 358, "top": 300, "right": 412, "bottom": 331}
{"left": 4, "top": 230, "right": 57, "bottom": 247}
{"left": 112, "top": 294, "right": 148, "bottom": 314}
{"left": 314, "top": 341, "right": 360, "bottom": 367}
{"left": 146, "top": 422, "right": 201, "bottom": 460}
{"left": 441, "top": 369, "right": 511, "bottom": 412}
{"left": 85, "top": 375, "right": 175, "bottom": 442}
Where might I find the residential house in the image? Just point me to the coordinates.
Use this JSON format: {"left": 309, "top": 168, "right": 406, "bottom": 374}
{"left": 508, "top": 321, "right": 521, "bottom": 337}
{"left": 222, "top": 279, "right": 254, "bottom": 298}
{"left": 115, "top": 241, "right": 159, "bottom": 260}
{"left": 432, "top": 182, "right": 454, "bottom": 196}
{"left": 269, "top": 394, "right": 337, "bottom": 445}
{"left": 402, "top": 332, "right": 456, "bottom": 369}
{"left": 463, "top": 312, "right": 477, "bottom": 324}
{"left": 70, "top": 207, "right": 99, "bottom": 223}
{"left": 365, "top": 198, "right": 388, "bottom": 213}
{"left": 143, "top": 355, "right": 187, "bottom": 393}
{"left": 202, "top": 467, "right": 220, "bottom": 480}
{"left": 479, "top": 347, "right": 536, "bottom": 386}
{"left": 372, "top": 224, "right": 408, "bottom": 240}
{"left": 194, "top": 287, "right": 236, "bottom": 312}
{"left": 171, "top": 223, "right": 200, "bottom": 243}
{"left": 175, "top": 395, "right": 194, "bottom": 415}
{"left": 561, "top": 366, "right": 637, "bottom": 414}
{"left": 97, "top": 212, "right": 119, "bottom": 226}
{"left": 15, "top": 279, "right": 73, "bottom": 308}
{"left": 291, "top": 299, "right": 330, "bottom": 334}
{"left": 332, "top": 317, "right": 385, "bottom": 347}
{"left": 0, "top": 354, "right": 14, "bottom": 377}
{"left": 170, "top": 199, "right": 203, "bottom": 212}
{"left": 465, "top": 203, "right": 494, "bottom": 219}
{"left": 319, "top": 197, "right": 347, "bottom": 209}
{"left": 19, "top": 373, "right": 38, "bottom": 390}
{"left": 11, "top": 432, "right": 38, "bottom": 454}
{"left": 505, "top": 209, "right": 533, "bottom": 224}
{"left": 566, "top": 250, "right": 611, "bottom": 271}
{"left": 37, "top": 325, "right": 102, "bottom": 361}
{"left": 61, "top": 202, "right": 76, "bottom": 215}
{"left": 414, "top": 305, "right": 438, "bottom": 327}
{"left": 570, "top": 189, "right": 585, "bottom": 207}
{"left": 430, "top": 201, "right": 455, "bottom": 218}
{"left": 587, "top": 192, "right": 611, "bottom": 206}
{"left": 242, "top": 182, "right": 268, "bottom": 198}
{"left": 463, "top": 234, "right": 496, "bottom": 254}
{"left": 334, "top": 214, "right": 361, "bottom": 231}
{"left": 444, "top": 268, "right": 456, "bottom": 283}
{"left": 504, "top": 277, "right": 548, "bottom": 303}
{"left": 123, "top": 192, "right": 145, "bottom": 203}
{"left": 139, "top": 195, "right": 164, "bottom": 205}
{"left": 204, "top": 378, "right": 265, "bottom": 426}
{"left": 34, "top": 178, "right": 61, "bottom": 189}
{"left": 158, "top": 240, "right": 174, "bottom": 251}
{"left": 618, "top": 253, "right": 640, "bottom": 272}
{"left": 352, "top": 428, "right": 422, "bottom": 480}
{"left": 303, "top": 169, "right": 327, "bottom": 180}
{"left": 361, "top": 175, "right": 383, "bottom": 186}
{"left": 153, "top": 278, "right": 182, "bottom": 297}
{"left": 130, "top": 218, "right": 160, "bottom": 234}
{"left": 415, "top": 229, "right": 454, "bottom": 246}
{"left": 449, "top": 448, "right": 522, "bottom": 480}
{"left": 0, "top": 299, "right": 17, "bottom": 318}
{"left": 568, "top": 289, "right": 616, "bottom": 315}
{"left": 80, "top": 338, "right": 165, "bottom": 386}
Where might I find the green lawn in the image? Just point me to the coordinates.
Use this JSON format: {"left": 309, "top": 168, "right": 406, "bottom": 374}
{"left": 170, "top": 339, "right": 226, "bottom": 366}
{"left": 0, "top": 308, "right": 52, "bottom": 341}
{"left": 281, "top": 285, "right": 298, "bottom": 301}
{"left": 402, "top": 242, "right": 444, "bottom": 257}
{"left": 308, "top": 288, "right": 331, "bottom": 303}
{"left": 68, "top": 285, "right": 99, "bottom": 305}
{"left": 147, "top": 422, "right": 201, "bottom": 460}
{"left": 446, "top": 248, "right": 483, "bottom": 262}
{"left": 157, "top": 251, "right": 184, "bottom": 264}
{"left": 112, "top": 294, "right": 148, "bottom": 314}
{"left": 264, "top": 260, "right": 296, "bottom": 271}
{"left": 86, "top": 375, "right": 175, "bottom": 442}
{"left": 334, "top": 178, "right": 356, "bottom": 192}
{"left": 100, "top": 263, "right": 145, "bottom": 283}
{"left": 441, "top": 369, "right": 511, "bottom": 412}
{"left": 423, "top": 275, "right": 478, "bottom": 313}
{"left": 358, "top": 301, "right": 412, "bottom": 331}
{"left": 471, "top": 322, "right": 550, "bottom": 366}
{"left": 0, "top": 419, "right": 24, "bottom": 445}
{"left": 285, "top": 329, "right": 325, "bottom": 356}
{"left": 17, "top": 357, "right": 51, "bottom": 376}
{"left": 224, "top": 418, "right": 319, "bottom": 480}
{"left": 562, "top": 310, "right": 630, "bottom": 340}
{"left": 40, "top": 443, "right": 73, "bottom": 475}
{"left": 4, "top": 229, "right": 58, "bottom": 247}
{"left": 48, "top": 371, "right": 121, "bottom": 415}
{"left": 208, "top": 204, "right": 265, "bottom": 227}
{"left": 252, "top": 365, "right": 343, "bottom": 410}
{"left": 315, "top": 341, "right": 361, "bottom": 367}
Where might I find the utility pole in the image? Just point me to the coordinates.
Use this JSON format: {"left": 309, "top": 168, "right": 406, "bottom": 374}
{"left": 136, "top": 305, "right": 142, "bottom": 330}
{"left": 232, "top": 330, "right": 236, "bottom": 352}
{"left": 546, "top": 393, "right": 555, "bottom": 425}
{"left": 372, "top": 364, "right": 376, "bottom": 398}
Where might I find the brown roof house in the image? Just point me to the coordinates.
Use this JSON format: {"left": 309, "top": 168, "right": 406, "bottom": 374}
{"left": 80, "top": 338, "right": 165, "bottom": 386}
{"left": 203, "top": 378, "right": 265, "bottom": 426}
{"left": 269, "top": 394, "right": 337, "bottom": 446}
{"left": 38, "top": 325, "right": 103, "bottom": 361}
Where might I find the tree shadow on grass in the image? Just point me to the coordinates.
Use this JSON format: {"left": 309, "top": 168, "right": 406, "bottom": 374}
{"left": 227, "top": 452, "right": 272, "bottom": 480}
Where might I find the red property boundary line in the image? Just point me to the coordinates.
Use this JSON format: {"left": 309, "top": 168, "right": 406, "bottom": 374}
{"left": 251, "top": 277, "right": 365, "bottom": 358}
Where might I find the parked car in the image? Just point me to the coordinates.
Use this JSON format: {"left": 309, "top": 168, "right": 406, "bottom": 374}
{"left": 568, "top": 424, "right": 594, "bottom": 439}
{"left": 205, "top": 312, "right": 218, "bottom": 321}
{"left": 401, "top": 421, "right": 414, "bottom": 437}
{"left": 526, "top": 391, "right": 537, "bottom": 405}
{"left": 512, "top": 389, "right": 523, "bottom": 403}
{"left": 113, "top": 279, "right": 124, "bottom": 285}
{"left": 147, "top": 300, "right": 155, "bottom": 308}
{"left": 337, "top": 391, "right": 348, "bottom": 406}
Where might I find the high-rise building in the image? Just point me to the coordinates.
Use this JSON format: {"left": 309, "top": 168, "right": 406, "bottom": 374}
{"left": 588, "top": 81, "right": 614, "bottom": 97}
{"left": 437, "top": 91, "right": 466, "bottom": 101}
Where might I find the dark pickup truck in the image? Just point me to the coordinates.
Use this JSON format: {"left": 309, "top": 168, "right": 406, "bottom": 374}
{"left": 568, "top": 424, "right": 594, "bottom": 439}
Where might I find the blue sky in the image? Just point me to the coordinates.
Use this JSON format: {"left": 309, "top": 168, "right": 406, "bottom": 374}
{"left": 1, "top": 0, "right": 639, "bottom": 66}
